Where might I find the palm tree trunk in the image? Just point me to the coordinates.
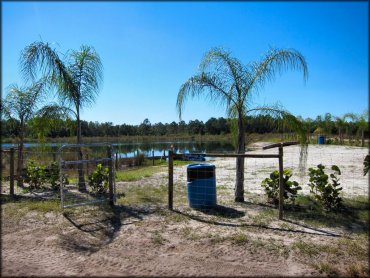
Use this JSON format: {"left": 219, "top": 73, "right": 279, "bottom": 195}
{"left": 77, "top": 108, "right": 86, "bottom": 191}
{"left": 17, "top": 122, "right": 24, "bottom": 187}
{"left": 235, "top": 114, "right": 245, "bottom": 202}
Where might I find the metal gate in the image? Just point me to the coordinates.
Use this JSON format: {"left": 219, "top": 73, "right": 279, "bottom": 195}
{"left": 59, "top": 143, "right": 116, "bottom": 210}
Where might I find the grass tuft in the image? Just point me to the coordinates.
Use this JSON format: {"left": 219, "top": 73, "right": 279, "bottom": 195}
{"left": 115, "top": 166, "right": 166, "bottom": 182}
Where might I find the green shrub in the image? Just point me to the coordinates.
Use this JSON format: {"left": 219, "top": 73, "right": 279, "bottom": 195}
{"left": 308, "top": 164, "right": 342, "bottom": 210}
{"left": 261, "top": 169, "right": 302, "bottom": 205}
{"left": 46, "top": 161, "right": 69, "bottom": 190}
{"left": 26, "top": 160, "right": 69, "bottom": 190}
{"left": 88, "top": 163, "right": 109, "bottom": 194}
{"left": 26, "top": 160, "right": 47, "bottom": 189}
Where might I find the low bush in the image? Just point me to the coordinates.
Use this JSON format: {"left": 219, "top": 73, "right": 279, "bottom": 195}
{"left": 26, "top": 160, "right": 47, "bottom": 189}
{"left": 88, "top": 163, "right": 109, "bottom": 194}
{"left": 308, "top": 164, "right": 342, "bottom": 210}
{"left": 261, "top": 169, "right": 302, "bottom": 205}
{"left": 46, "top": 162, "right": 69, "bottom": 190}
{"left": 26, "top": 160, "right": 69, "bottom": 190}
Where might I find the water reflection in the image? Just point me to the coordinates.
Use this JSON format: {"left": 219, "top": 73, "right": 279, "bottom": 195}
{"left": 2, "top": 141, "right": 235, "bottom": 158}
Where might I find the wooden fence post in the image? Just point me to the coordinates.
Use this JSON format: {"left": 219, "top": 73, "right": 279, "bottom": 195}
{"left": 86, "top": 154, "right": 89, "bottom": 176}
{"left": 10, "top": 148, "right": 14, "bottom": 196}
{"left": 168, "top": 150, "right": 173, "bottom": 210}
{"left": 152, "top": 150, "right": 154, "bottom": 166}
{"left": 17, "top": 147, "right": 23, "bottom": 187}
{"left": 107, "top": 146, "right": 114, "bottom": 206}
{"left": 278, "top": 145, "right": 284, "bottom": 220}
{"left": 115, "top": 152, "right": 118, "bottom": 170}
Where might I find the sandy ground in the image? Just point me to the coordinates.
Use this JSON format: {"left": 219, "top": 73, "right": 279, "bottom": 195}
{"left": 194, "top": 143, "right": 369, "bottom": 197}
{"left": 1, "top": 143, "right": 368, "bottom": 277}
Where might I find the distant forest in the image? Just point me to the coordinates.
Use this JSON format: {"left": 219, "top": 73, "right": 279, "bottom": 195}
{"left": 1, "top": 114, "right": 364, "bottom": 139}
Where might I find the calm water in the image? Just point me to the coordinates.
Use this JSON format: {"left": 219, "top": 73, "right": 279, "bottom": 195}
{"left": 2, "top": 141, "right": 235, "bottom": 158}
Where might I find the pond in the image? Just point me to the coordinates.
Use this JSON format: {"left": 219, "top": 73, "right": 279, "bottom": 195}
{"left": 1, "top": 141, "right": 235, "bottom": 158}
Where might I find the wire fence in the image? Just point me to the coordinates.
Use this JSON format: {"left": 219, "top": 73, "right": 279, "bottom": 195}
{"left": 170, "top": 144, "right": 368, "bottom": 207}
{"left": 1, "top": 144, "right": 368, "bottom": 203}
{"left": 59, "top": 144, "right": 115, "bottom": 209}
{"left": 252, "top": 145, "right": 368, "bottom": 197}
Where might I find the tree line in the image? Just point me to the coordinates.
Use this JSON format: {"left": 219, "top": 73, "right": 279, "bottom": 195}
{"left": 1, "top": 113, "right": 366, "bottom": 139}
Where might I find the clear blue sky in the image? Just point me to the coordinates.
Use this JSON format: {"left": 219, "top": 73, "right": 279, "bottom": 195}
{"left": 2, "top": 1, "right": 368, "bottom": 125}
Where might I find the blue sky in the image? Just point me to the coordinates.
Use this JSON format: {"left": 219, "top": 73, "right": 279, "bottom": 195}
{"left": 2, "top": 1, "right": 368, "bottom": 125}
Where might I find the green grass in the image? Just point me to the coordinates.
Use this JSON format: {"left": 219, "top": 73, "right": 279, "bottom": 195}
{"left": 116, "top": 184, "right": 167, "bottom": 205}
{"left": 284, "top": 194, "right": 369, "bottom": 231}
{"left": 115, "top": 160, "right": 203, "bottom": 182}
{"left": 180, "top": 226, "right": 202, "bottom": 240}
{"left": 158, "top": 210, "right": 189, "bottom": 224}
{"left": 229, "top": 233, "right": 250, "bottom": 245}
{"left": 292, "top": 239, "right": 324, "bottom": 257}
{"left": 208, "top": 233, "right": 226, "bottom": 244}
{"left": 292, "top": 234, "right": 369, "bottom": 276}
{"left": 115, "top": 166, "right": 166, "bottom": 182}
{"left": 249, "top": 207, "right": 277, "bottom": 226}
{"left": 151, "top": 230, "right": 166, "bottom": 244}
{"left": 1, "top": 195, "right": 60, "bottom": 221}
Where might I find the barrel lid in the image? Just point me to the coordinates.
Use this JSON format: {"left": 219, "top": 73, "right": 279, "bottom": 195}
{"left": 187, "top": 163, "right": 215, "bottom": 169}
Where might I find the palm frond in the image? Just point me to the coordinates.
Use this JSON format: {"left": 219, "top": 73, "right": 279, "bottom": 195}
{"left": 200, "top": 47, "right": 252, "bottom": 101}
{"left": 67, "top": 45, "right": 103, "bottom": 109}
{"left": 247, "top": 48, "right": 308, "bottom": 98}
{"left": 177, "top": 73, "right": 235, "bottom": 120}
{"left": 342, "top": 112, "right": 357, "bottom": 122}
{"left": 36, "top": 103, "right": 75, "bottom": 120}
{"left": 20, "top": 41, "right": 76, "bottom": 94}
{"left": 246, "top": 103, "right": 287, "bottom": 118}
{"left": 3, "top": 79, "right": 48, "bottom": 122}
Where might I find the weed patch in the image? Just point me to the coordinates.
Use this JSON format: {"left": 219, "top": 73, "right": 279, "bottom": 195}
{"left": 118, "top": 184, "right": 167, "bottom": 205}
{"left": 116, "top": 166, "right": 166, "bottom": 182}
{"left": 151, "top": 230, "right": 166, "bottom": 244}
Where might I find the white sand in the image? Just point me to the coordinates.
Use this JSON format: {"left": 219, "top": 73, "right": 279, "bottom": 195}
{"left": 174, "top": 144, "right": 368, "bottom": 197}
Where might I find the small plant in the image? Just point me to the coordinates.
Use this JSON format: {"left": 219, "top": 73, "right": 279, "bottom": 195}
{"left": 88, "top": 163, "right": 109, "bottom": 194}
{"left": 46, "top": 162, "right": 69, "bottom": 190}
{"left": 261, "top": 169, "right": 302, "bottom": 205}
{"left": 308, "top": 164, "right": 342, "bottom": 210}
{"left": 26, "top": 160, "right": 69, "bottom": 190}
{"left": 26, "top": 160, "right": 47, "bottom": 189}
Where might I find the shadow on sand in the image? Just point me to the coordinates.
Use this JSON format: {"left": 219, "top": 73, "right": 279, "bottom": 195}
{"left": 60, "top": 204, "right": 155, "bottom": 254}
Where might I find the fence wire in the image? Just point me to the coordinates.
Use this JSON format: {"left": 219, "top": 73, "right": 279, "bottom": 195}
{"left": 171, "top": 145, "right": 368, "bottom": 209}
{"left": 1, "top": 144, "right": 368, "bottom": 203}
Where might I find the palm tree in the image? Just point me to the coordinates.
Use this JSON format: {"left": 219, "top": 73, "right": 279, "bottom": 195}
{"left": 177, "top": 47, "right": 307, "bottom": 202}
{"left": 334, "top": 116, "right": 346, "bottom": 144}
{"left": 343, "top": 113, "right": 357, "bottom": 144}
{"left": 20, "top": 42, "right": 103, "bottom": 191}
{"left": 356, "top": 110, "right": 368, "bottom": 147}
{"left": 2, "top": 80, "right": 47, "bottom": 186}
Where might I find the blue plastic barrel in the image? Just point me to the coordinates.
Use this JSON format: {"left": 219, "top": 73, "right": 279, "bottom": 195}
{"left": 317, "top": 135, "right": 325, "bottom": 144}
{"left": 187, "top": 164, "right": 216, "bottom": 208}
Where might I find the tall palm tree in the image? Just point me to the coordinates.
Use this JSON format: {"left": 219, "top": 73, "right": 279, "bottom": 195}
{"left": 356, "top": 110, "right": 368, "bottom": 147}
{"left": 20, "top": 42, "right": 103, "bottom": 191}
{"left": 334, "top": 116, "right": 346, "bottom": 144}
{"left": 177, "top": 47, "right": 308, "bottom": 202}
{"left": 343, "top": 112, "right": 357, "bottom": 144}
{"left": 2, "top": 80, "right": 47, "bottom": 186}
